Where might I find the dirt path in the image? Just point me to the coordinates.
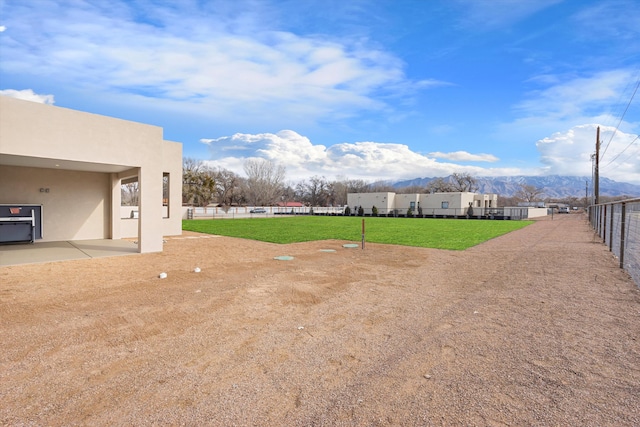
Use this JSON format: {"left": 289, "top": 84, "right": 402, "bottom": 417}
{"left": 1, "top": 213, "right": 639, "bottom": 426}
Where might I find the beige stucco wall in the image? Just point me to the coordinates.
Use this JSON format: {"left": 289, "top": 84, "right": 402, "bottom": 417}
{"left": 347, "top": 192, "right": 394, "bottom": 214}
{"left": 161, "top": 139, "right": 183, "bottom": 237}
{"left": 474, "top": 193, "right": 498, "bottom": 208}
{"left": 504, "top": 207, "right": 548, "bottom": 218}
{"left": 0, "top": 97, "right": 163, "bottom": 166}
{"left": 347, "top": 191, "right": 500, "bottom": 216}
{"left": 0, "top": 165, "right": 111, "bottom": 241}
{"left": 420, "top": 192, "right": 468, "bottom": 209}
{"left": 395, "top": 194, "right": 420, "bottom": 213}
{"left": 0, "top": 96, "right": 182, "bottom": 252}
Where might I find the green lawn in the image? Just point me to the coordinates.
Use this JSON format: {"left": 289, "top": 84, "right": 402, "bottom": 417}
{"left": 182, "top": 216, "right": 533, "bottom": 250}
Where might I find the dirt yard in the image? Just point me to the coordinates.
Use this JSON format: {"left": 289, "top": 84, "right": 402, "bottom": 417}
{"left": 1, "top": 213, "right": 639, "bottom": 426}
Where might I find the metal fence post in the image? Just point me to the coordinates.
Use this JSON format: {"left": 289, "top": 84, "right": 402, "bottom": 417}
{"left": 609, "top": 204, "right": 614, "bottom": 251}
{"left": 619, "top": 202, "right": 626, "bottom": 269}
{"left": 603, "top": 204, "right": 608, "bottom": 244}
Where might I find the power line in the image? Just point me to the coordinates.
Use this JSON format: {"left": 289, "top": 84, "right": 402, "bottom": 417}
{"left": 600, "top": 75, "right": 640, "bottom": 161}
{"left": 602, "top": 134, "right": 640, "bottom": 168}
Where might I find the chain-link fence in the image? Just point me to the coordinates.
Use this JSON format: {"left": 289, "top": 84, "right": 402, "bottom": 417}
{"left": 590, "top": 198, "right": 640, "bottom": 288}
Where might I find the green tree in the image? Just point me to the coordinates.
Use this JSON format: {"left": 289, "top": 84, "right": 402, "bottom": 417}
{"left": 182, "top": 157, "right": 216, "bottom": 207}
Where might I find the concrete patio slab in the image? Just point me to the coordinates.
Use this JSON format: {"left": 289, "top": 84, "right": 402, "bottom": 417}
{"left": 0, "top": 239, "right": 139, "bottom": 266}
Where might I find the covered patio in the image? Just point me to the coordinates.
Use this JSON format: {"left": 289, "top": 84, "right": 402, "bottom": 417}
{"left": 0, "top": 95, "right": 182, "bottom": 255}
{"left": 0, "top": 239, "right": 139, "bottom": 266}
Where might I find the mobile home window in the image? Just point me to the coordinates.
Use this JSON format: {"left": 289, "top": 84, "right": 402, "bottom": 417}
{"left": 441, "top": 201, "right": 449, "bottom": 209}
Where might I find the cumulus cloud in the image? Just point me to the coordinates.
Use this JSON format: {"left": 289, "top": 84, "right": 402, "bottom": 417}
{"left": 0, "top": 25, "right": 6, "bottom": 32}
{"left": 201, "top": 127, "right": 640, "bottom": 184}
{"left": 0, "top": 89, "right": 54, "bottom": 104}
{"left": 536, "top": 124, "right": 640, "bottom": 183}
{"left": 202, "top": 130, "right": 524, "bottom": 182}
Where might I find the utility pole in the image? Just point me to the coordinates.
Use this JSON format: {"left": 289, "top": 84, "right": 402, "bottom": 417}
{"left": 594, "top": 126, "right": 600, "bottom": 206}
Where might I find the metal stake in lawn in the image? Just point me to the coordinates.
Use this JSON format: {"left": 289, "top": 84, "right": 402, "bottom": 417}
{"left": 361, "top": 218, "right": 365, "bottom": 249}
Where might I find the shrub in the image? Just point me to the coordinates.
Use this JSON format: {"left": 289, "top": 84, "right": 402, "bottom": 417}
{"left": 358, "top": 206, "right": 365, "bottom": 216}
{"left": 372, "top": 205, "right": 378, "bottom": 217}
{"left": 406, "top": 207, "right": 413, "bottom": 217}
{"left": 344, "top": 206, "right": 351, "bottom": 216}
{"left": 467, "top": 205, "right": 474, "bottom": 218}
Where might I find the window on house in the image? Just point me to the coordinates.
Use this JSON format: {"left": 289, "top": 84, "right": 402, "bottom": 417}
{"left": 163, "top": 173, "right": 170, "bottom": 218}
{"left": 410, "top": 201, "right": 415, "bottom": 209}
{"left": 441, "top": 201, "right": 449, "bottom": 209}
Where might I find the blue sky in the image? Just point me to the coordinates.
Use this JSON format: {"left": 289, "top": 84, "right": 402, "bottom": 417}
{"left": 1, "top": 0, "right": 639, "bottom": 183}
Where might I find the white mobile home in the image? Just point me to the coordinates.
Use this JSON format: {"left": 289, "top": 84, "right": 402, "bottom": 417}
{"left": 349, "top": 192, "right": 395, "bottom": 214}
{"left": 348, "top": 191, "right": 498, "bottom": 217}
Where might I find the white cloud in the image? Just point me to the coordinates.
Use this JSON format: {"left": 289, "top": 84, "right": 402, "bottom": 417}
{"left": 572, "top": 0, "right": 640, "bottom": 42}
{"left": 0, "top": 89, "right": 54, "bottom": 104}
{"left": 202, "top": 130, "right": 528, "bottom": 182}
{"left": 0, "top": 2, "right": 438, "bottom": 127}
{"left": 0, "top": 25, "right": 6, "bottom": 32}
{"left": 536, "top": 124, "right": 640, "bottom": 183}
{"left": 202, "top": 127, "right": 640, "bottom": 184}
{"left": 517, "top": 70, "right": 633, "bottom": 120}
{"left": 497, "top": 69, "right": 640, "bottom": 145}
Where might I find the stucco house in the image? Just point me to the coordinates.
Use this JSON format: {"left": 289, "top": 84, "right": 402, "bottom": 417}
{"left": 0, "top": 95, "right": 182, "bottom": 253}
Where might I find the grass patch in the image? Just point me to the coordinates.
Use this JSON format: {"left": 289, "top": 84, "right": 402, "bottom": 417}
{"left": 183, "top": 216, "right": 533, "bottom": 250}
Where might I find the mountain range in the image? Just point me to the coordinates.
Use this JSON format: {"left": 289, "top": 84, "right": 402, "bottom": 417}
{"left": 392, "top": 175, "right": 640, "bottom": 199}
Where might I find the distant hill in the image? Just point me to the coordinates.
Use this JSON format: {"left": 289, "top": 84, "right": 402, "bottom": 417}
{"left": 392, "top": 175, "right": 640, "bottom": 199}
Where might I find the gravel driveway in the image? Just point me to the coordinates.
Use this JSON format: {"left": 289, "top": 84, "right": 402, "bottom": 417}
{"left": 1, "top": 213, "right": 639, "bottom": 426}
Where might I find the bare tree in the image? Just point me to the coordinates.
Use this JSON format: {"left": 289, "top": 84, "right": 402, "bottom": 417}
{"left": 369, "top": 182, "right": 396, "bottom": 192}
{"left": 279, "top": 183, "right": 297, "bottom": 208}
{"left": 450, "top": 172, "right": 478, "bottom": 192}
{"left": 121, "top": 181, "right": 139, "bottom": 206}
{"left": 425, "top": 173, "right": 478, "bottom": 193}
{"left": 425, "top": 177, "right": 454, "bottom": 193}
{"left": 325, "top": 181, "right": 340, "bottom": 206}
{"left": 296, "top": 176, "right": 330, "bottom": 206}
{"left": 498, "top": 195, "right": 520, "bottom": 207}
{"left": 325, "top": 178, "right": 372, "bottom": 206}
{"left": 243, "top": 159, "right": 286, "bottom": 206}
{"left": 343, "top": 178, "right": 371, "bottom": 193}
{"left": 396, "top": 185, "right": 423, "bottom": 194}
{"left": 515, "top": 184, "right": 544, "bottom": 202}
{"left": 214, "top": 168, "right": 242, "bottom": 207}
{"left": 327, "top": 180, "right": 348, "bottom": 206}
